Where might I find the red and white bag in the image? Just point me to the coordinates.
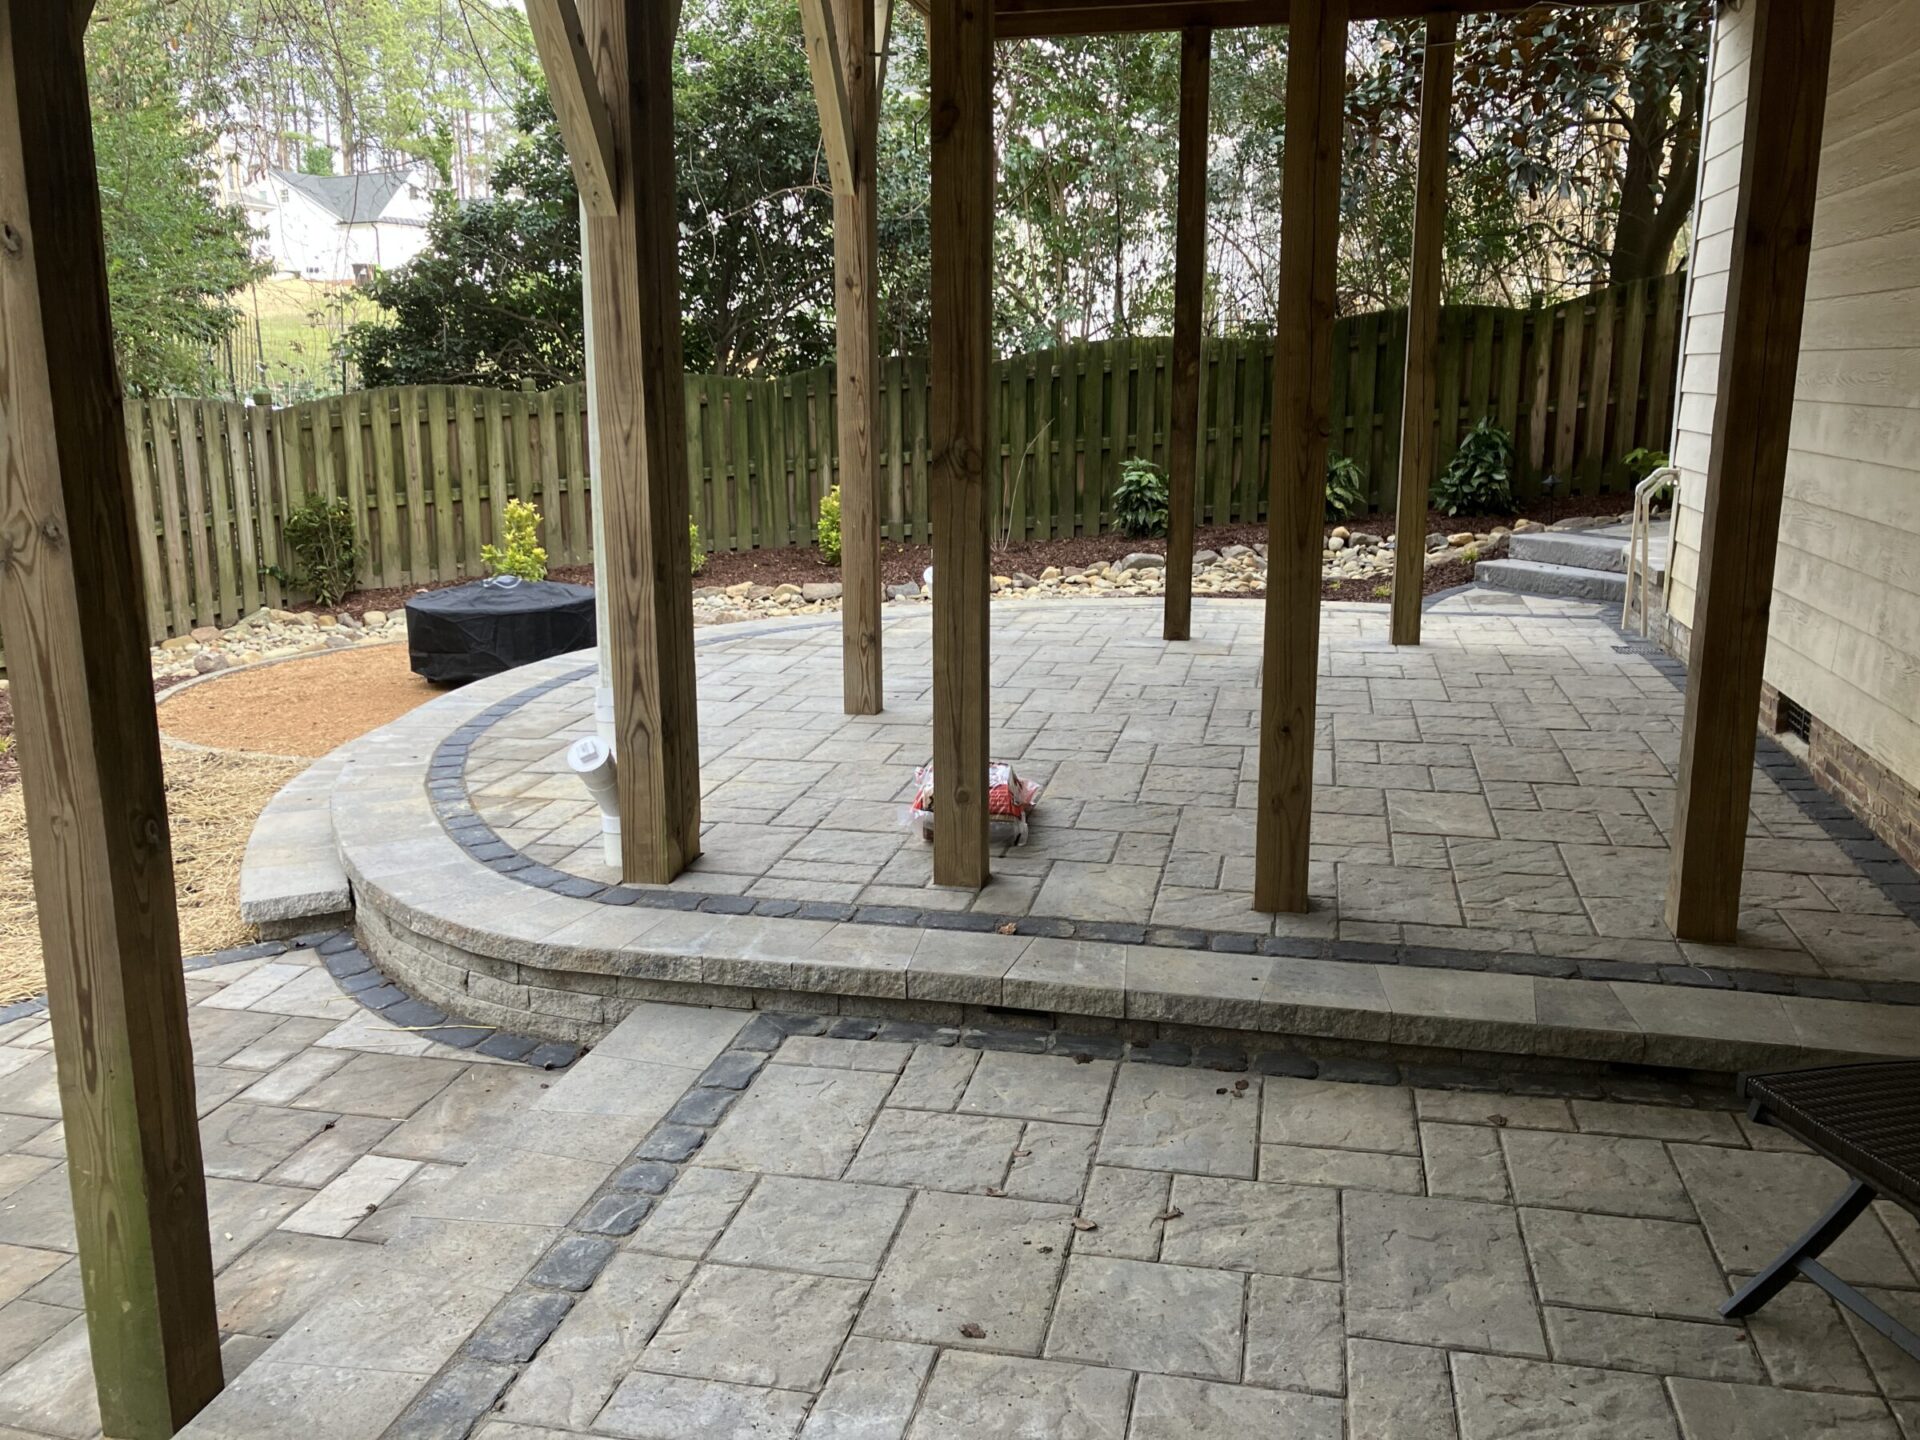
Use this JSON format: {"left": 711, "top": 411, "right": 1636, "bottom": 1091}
{"left": 908, "top": 762, "right": 1041, "bottom": 845}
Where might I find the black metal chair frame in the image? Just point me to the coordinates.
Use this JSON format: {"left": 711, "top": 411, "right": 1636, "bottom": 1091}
{"left": 1722, "top": 1071, "right": 1920, "bottom": 1362}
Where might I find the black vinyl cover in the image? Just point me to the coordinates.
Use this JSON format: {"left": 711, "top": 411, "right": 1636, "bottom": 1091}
{"left": 405, "top": 579, "right": 596, "bottom": 683}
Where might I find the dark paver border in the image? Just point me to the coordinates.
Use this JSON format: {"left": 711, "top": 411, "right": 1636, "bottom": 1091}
{"left": 1, "top": 932, "right": 583, "bottom": 1070}
{"left": 427, "top": 623, "right": 1920, "bottom": 1009}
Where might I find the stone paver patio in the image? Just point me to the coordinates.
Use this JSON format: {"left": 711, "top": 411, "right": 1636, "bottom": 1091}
{"left": 464, "top": 594, "right": 1920, "bottom": 982}
{"left": 4, "top": 949, "right": 1920, "bottom": 1438}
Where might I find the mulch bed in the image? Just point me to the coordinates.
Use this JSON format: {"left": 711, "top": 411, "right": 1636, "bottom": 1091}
{"left": 291, "top": 511, "right": 1612, "bottom": 621}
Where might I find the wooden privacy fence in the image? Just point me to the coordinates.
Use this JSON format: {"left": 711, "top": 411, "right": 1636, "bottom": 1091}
{"left": 0, "top": 273, "right": 1682, "bottom": 662}
{"left": 683, "top": 272, "right": 1684, "bottom": 552}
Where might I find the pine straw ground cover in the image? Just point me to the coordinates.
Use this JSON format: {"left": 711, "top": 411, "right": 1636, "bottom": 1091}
{"left": 0, "top": 681, "right": 304, "bottom": 1004}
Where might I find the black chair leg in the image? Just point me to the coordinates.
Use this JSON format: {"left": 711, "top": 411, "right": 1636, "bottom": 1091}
{"left": 1722, "top": 1178, "right": 1876, "bottom": 1320}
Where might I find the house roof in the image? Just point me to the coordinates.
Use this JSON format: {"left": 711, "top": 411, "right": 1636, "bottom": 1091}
{"left": 269, "top": 168, "right": 417, "bottom": 224}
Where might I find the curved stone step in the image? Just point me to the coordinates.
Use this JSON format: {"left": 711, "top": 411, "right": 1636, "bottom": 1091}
{"left": 1474, "top": 557, "right": 1628, "bottom": 603}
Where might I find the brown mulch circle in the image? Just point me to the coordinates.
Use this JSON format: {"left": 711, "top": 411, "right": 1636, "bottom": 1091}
{"left": 157, "top": 643, "right": 442, "bottom": 759}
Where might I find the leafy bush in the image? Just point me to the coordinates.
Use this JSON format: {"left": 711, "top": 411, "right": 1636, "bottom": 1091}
{"left": 1623, "top": 446, "right": 1669, "bottom": 483}
{"left": 1623, "top": 447, "right": 1675, "bottom": 507}
{"left": 481, "top": 498, "right": 549, "bottom": 581}
{"left": 1434, "top": 418, "right": 1515, "bottom": 516}
{"left": 277, "top": 493, "right": 360, "bottom": 606}
{"left": 1114, "top": 458, "right": 1170, "bottom": 539}
{"left": 1325, "top": 453, "right": 1366, "bottom": 521}
{"left": 690, "top": 518, "right": 706, "bottom": 576}
{"left": 816, "top": 485, "right": 843, "bottom": 565}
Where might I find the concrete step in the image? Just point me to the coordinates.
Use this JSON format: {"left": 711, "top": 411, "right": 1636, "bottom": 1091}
{"left": 1474, "top": 557, "right": 1628, "bottom": 603}
{"left": 1510, "top": 529, "right": 1651, "bottom": 575}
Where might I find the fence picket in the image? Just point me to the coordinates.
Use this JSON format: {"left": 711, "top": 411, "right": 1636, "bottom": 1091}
{"left": 224, "top": 403, "right": 262, "bottom": 616}
{"left": 127, "top": 409, "right": 169, "bottom": 642}
{"left": 251, "top": 402, "right": 283, "bottom": 607}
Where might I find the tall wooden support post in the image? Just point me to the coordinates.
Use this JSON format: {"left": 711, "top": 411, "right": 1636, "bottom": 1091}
{"left": 928, "top": 0, "right": 994, "bottom": 887}
{"left": 582, "top": 0, "right": 702, "bottom": 883}
{"left": 1389, "top": 14, "right": 1454, "bottom": 647}
{"left": 0, "top": 6, "right": 223, "bottom": 1435}
{"left": 1666, "top": 0, "right": 1834, "bottom": 942}
{"left": 1164, "top": 25, "right": 1211, "bottom": 643}
{"left": 1254, "top": 0, "right": 1346, "bottom": 913}
{"left": 802, "top": 0, "right": 886, "bottom": 714}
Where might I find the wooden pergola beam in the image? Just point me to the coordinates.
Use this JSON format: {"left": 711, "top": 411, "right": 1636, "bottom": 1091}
{"left": 527, "top": 0, "right": 619, "bottom": 217}
{"left": 800, "top": 0, "right": 855, "bottom": 194}
{"left": 579, "top": 0, "right": 703, "bottom": 884}
{"left": 0, "top": 4, "right": 223, "bottom": 1435}
{"left": 1389, "top": 13, "right": 1454, "bottom": 647}
{"left": 994, "top": 0, "right": 1619, "bottom": 38}
{"left": 928, "top": 0, "right": 994, "bottom": 887}
{"left": 1254, "top": 0, "right": 1346, "bottom": 913}
{"left": 1666, "top": 0, "right": 1834, "bottom": 943}
{"left": 1163, "top": 24, "right": 1210, "bottom": 644}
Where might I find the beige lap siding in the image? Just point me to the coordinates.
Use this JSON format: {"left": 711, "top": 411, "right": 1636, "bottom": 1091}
{"left": 1666, "top": 0, "right": 1920, "bottom": 820}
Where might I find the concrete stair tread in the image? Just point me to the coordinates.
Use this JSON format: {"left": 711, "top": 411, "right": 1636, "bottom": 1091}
{"left": 1475, "top": 557, "right": 1630, "bottom": 603}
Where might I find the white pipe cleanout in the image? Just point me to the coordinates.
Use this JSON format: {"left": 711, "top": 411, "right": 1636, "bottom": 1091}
{"left": 569, "top": 736, "right": 622, "bottom": 867}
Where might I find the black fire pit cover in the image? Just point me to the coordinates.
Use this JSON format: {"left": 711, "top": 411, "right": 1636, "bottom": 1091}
{"left": 405, "top": 578, "right": 596, "bottom": 684}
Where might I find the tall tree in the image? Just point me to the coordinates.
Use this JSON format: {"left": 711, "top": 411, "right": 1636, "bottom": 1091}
{"left": 89, "top": 0, "right": 264, "bottom": 395}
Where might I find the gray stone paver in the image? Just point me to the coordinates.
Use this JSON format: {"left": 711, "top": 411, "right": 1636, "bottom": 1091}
{"left": 6, "top": 976, "right": 1920, "bottom": 1439}
{"left": 456, "top": 601, "right": 1920, "bottom": 987}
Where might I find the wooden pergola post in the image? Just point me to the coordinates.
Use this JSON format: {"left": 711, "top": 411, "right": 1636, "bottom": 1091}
{"left": 928, "top": 0, "right": 994, "bottom": 887}
{"left": 801, "top": 0, "right": 889, "bottom": 714}
{"left": 1389, "top": 13, "right": 1454, "bottom": 647}
{"left": 0, "top": 5, "right": 223, "bottom": 1435}
{"left": 1163, "top": 24, "right": 1211, "bottom": 643}
{"left": 1254, "top": 0, "right": 1346, "bottom": 913}
{"left": 1666, "top": 0, "right": 1834, "bottom": 942}
{"left": 577, "top": 0, "right": 702, "bottom": 883}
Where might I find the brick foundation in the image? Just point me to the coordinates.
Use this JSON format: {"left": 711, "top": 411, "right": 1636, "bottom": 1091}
{"left": 1662, "top": 616, "right": 1920, "bottom": 872}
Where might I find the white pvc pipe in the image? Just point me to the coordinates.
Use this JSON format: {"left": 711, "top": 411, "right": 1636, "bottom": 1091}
{"left": 568, "top": 735, "right": 621, "bottom": 867}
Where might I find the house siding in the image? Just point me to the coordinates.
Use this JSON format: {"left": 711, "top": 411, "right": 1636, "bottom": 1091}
{"left": 1667, "top": 0, "right": 1920, "bottom": 831}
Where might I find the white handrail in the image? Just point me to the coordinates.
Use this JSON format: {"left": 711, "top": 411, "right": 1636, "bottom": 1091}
{"left": 1623, "top": 466, "right": 1678, "bottom": 636}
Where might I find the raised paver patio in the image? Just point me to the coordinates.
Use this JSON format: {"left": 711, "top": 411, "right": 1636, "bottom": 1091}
{"left": 251, "top": 593, "right": 1920, "bottom": 1077}
{"left": 4, "top": 954, "right": 1919, "bottom": 1438}
{"left": 462, "top": 593, "right": 1920, "bottom": 973}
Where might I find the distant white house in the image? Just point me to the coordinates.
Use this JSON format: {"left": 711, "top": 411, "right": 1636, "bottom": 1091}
{"left": 240, "top": 166, "right": 434, "bottom": 284}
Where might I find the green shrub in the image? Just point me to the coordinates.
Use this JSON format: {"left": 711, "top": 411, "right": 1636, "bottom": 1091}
{"left": 1623, "top": 447, "right": 1675, "bottom": 506}
{"left": 481, "top": 498, "right": 548, "bottom": 581}
{"left": 1434, "top": 418, "right": 1515, "bottom": 516}
{"left": 1113, "top": 458, "right": 1170, "bottom": 539}
{"left": 690, "top": 518, "right": 706, "bottom": 576}
{"left": 816, "top": 485, "right": 843, "bottom": 565}
{"left": 1325, "top": 453, "right": 1366, "bottom": 522}
{"left": 277, "top": 492, "right": 360, "bottom": 606}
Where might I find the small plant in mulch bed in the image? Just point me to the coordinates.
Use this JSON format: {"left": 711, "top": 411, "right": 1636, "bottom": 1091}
{"left": 815, "top": 485, "right": 843, "bottom": 566}
{"left": 690, "top": 518, "right": 706, "bottom": 576}
{"left": 1114, "top": 458, "right": 1170, "bottom": 539}
{"left": 482, "top": 498, "right": 549, "bottom": 582}
{"left": 273, "top": 493, "right": 361, "bottom": 607}
{"left": 1624, "top": 446, "right": 1674, "bottom": 508}
{"left": 1325, "top": 453, "right": 1366, "bottom": 522}
{"left": 1435, "top": 418, "right": 1516, "bottom": 516}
